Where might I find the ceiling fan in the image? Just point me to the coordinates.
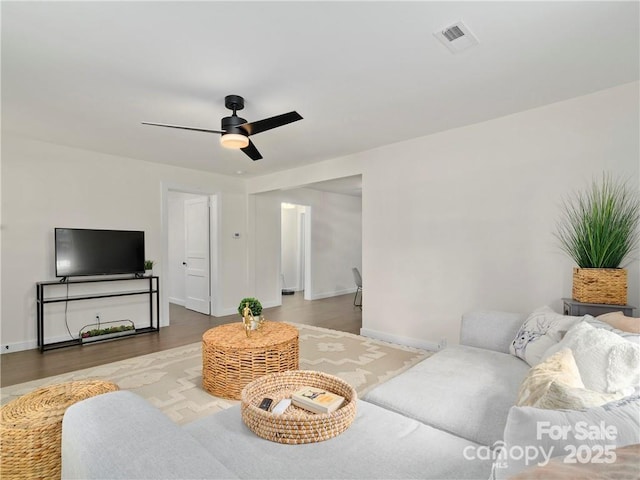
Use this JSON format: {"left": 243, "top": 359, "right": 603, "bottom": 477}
{"left": 142, "top": 95, "right": 302, "bottom": 161}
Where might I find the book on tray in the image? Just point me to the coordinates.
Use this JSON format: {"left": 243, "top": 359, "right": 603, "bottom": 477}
{"left": 291, "top": 386, "right": 345, "bottom": 414}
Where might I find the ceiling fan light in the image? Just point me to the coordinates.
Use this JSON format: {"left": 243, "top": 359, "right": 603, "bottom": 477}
{"left": 220, "top": 133, "right": 249, "bottom": 149}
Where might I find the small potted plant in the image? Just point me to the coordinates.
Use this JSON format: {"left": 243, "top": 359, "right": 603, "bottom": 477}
{"left": 144, "top": 260, "right": 154, "bottom": 276}
{"left": 554, "top": 173, "right": 639, "bottom": 305}
{"left": 238, "top": 297, "right": 262, "bottom": 318}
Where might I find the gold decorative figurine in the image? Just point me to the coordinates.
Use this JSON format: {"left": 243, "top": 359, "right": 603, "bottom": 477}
{"left": 242, "top": 302, "right": 265, "bottom": 338}
{"left": 242, "top": 302, "right": 254, "bottom": 337}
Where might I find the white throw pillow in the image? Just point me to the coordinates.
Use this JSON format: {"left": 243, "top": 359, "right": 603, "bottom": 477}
{"left": 495, "top": 395, "right": 640, "bottom": 479}
{"left": 543, "top": 321, "right": 640, "bottom": 394}
{"left": 510, "top": 306, "right": 583, "bottom": 366}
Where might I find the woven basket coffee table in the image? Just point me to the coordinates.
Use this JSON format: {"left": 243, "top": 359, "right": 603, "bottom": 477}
{"left": 202, "top": 321, "right": 299, "bottom": 400}
{"left": 0, "top": 379, "right": 119, "bottom": 480}
{"left": 241, "top": 370, "right": 357, "bottom": 444}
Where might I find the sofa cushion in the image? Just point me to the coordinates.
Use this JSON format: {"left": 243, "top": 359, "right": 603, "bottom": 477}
{"left": 496, "top": 394, "right": 640, "bottom": 479}
{"left": 364, "top": 345, "right": 529, "bottom": 447}
{"left": 62, "top": 390, "right": 238, "bottom": 480}
{"left": 509, "top": 306, "right": 583, "bottom": 366}
{"left": 184, "top": 400, "right": 492, "bottom": 479}
{"left": 460, "top": 310, "right": 527, "bottom": 354}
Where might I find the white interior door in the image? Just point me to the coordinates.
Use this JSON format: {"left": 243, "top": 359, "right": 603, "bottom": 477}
{"left": 184, "top": 197, "right": 210, "bottom": 314}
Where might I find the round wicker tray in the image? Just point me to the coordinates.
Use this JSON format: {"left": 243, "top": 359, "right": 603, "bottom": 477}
{"left": 241, "top": 370, "right": 357, "bottom": 444}
{"left": 1, "top": 380, "right": 119, "bottom": 479}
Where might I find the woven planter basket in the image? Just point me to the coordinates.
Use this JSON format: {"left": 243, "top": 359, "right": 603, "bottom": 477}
{"left": 241, "top": 370, "right": 357, "bottom": 445}
{"left": 572, "top": 268, "right": 627, "bottom": 305}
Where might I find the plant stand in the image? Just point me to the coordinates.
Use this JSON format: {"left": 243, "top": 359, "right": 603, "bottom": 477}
{"left": 562, "top": 298, "right": 636, "bottom": 317}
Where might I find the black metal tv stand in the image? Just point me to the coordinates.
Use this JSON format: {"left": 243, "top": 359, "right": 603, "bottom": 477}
{"left": 36, "top": 276, "right": 160, "bottom": 352}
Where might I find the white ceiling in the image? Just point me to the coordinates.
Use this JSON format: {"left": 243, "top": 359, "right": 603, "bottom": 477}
{"left": 2, "top": 2, "right": 638, "bottom": 179}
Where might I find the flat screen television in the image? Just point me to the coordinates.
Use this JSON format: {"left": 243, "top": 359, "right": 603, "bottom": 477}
{"left": 55, "top": 228, "right": 145, "bottom": 278}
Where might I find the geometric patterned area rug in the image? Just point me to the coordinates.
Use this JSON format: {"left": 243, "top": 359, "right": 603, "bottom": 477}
{"left": 0, "top": 323, "right": 431, "bottom": 425}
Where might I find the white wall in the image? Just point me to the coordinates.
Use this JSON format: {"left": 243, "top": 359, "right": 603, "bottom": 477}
{"left": 214, "top": 192, "right": 250, "bottom": 316}
{"left": 281, "top": 205, "right": 306, "bottom": 291}
{"left": 300, "top": 190, "right": 362, "bottom": 299}
{"left": 1, "top": 134, "right": 246, "bottom": 351}
{"left": 363, "top": 83, "right": 639, "bottom": 349}
{"left": 248, "top": 82, "right": 639, "bottom": 350}
{"left": 249, "top": 193, "right": 283, "bottom": 309}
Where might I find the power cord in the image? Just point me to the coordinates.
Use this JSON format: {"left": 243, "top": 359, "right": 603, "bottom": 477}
{"left": 64, "top": 280, "right": 74, "bottom": 340}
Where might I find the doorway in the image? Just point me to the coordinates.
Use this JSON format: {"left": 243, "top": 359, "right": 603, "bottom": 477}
{"left": 183, "top": 196, "right": 211, "bottom": 314}
{"left": 280, "top": 203, "right": 311, "bottom": 300}
{"left": 163, "top": 187, "right": 218, "bottom": 324}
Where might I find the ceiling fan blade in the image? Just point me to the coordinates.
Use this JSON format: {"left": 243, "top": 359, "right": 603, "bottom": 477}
{"left": 241, "top": 139, "right": 263, "bottom": 161}
{"left": 141, "top": 122, "right": 225, "bottom": 134}
{"left": 236, "top": 111, "right": 302, "bottom": 136}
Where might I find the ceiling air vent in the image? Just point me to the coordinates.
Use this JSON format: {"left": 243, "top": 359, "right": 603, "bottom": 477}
{"left": 434, "top": 21, "right": 479, "bottom": 54}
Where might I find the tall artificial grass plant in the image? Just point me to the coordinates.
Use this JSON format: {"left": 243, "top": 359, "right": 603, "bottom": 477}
{"left": 555, "top": 174, "right": 640, "bottom": 269}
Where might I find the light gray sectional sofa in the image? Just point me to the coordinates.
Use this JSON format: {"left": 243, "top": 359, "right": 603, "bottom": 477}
{"left": 364, "top": 311, "right": 529, "bottom": 449}
{"left": 60, "top": 310, "right": 638, "bottom": 479}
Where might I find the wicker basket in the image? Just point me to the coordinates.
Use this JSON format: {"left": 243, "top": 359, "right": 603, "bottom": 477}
{"left": 1, "top": 380, "right": 119, "bottom": 480}
{"left": 572, "top": 268, "right": 627, "bottom": 305}
{"left": 241, "top": 370, "right": 357, "bottom": 444}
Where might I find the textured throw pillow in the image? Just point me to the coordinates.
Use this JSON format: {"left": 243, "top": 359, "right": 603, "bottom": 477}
{"left": 510, "top": 306, "right": 583, "bottom": 366}
{"left": 516, "top": 348, "right": 583, "bottom": 406}
{"left": 597, "top": 311, "right": 640, "bottom": 334}
{"left": 516, "top": 348, "right": 624, "bottom": 410}
{"left": 607, "top": 342, "right": 640, "bottom": 394}
{"left": 544, "top": 321, "right": 640, "bottom": 394}
{"left": 495, "top": 395, "right": 640, "bottom": 479}
{"left": 539, "top": 382, "right": 626, "bottom": 411}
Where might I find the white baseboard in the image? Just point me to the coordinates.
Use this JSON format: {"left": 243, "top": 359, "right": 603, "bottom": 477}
{"left": 261, "top": 300, "right": 281, "bottom": 309}
{"left": 214, "top": 299, "right": 281, "bottom": 318}
{"left": 1, "top": 324, "right": 161, "bottom": 354}
{"left": 213, "top": 306, "right": 238, "bottom": 317}
{"left": 307, "top": 287, "right": 357, "bottom": 301}
{"left": 1, "top": 339, "right": 38, "bottom": 354}
{"left": 360, "top": 327, "right": 441, "bottom": 352}
{"left": 1, "top": 332, "right": 81, "bottom": 354}
{"left": 169, "top": 297, "right": 185, "bottom": 306}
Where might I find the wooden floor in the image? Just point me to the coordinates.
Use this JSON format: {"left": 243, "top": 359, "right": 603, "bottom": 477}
{"left": 0, "top": 293, "right": 362, "bottom": 387}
